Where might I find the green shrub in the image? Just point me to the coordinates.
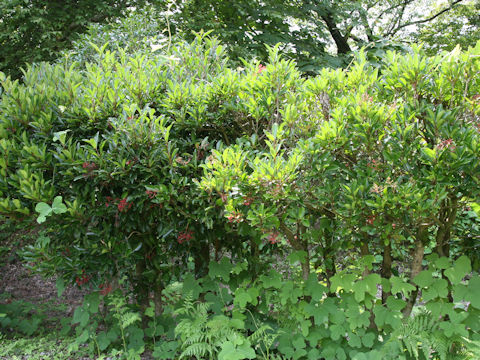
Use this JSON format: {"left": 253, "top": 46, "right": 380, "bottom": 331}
{"left": 60, "top": 7, "right": 172, "bottom": 67}
{"left": 202, "top": 45, "right": 480, "bottom": 280}
{"left": 1, "top": 35, "right": 480, "bottom": 359}
{"left": 1, "top": 33, "right": 242, "bottom": 313}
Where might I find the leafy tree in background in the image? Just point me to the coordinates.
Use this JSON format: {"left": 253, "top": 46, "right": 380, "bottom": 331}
{"left": 172, "top": 0, "right": 336, "bottom": 71}
{"left": 0, "top": 0, "right": 165, "bottom": 78}
{"left": 415, "top": 0, "right": 480, "bottom": 54}
{"left": 62, "top": 6, "right": 172, "bottom": 65}
{"left": 172, "top": 0, "right": 474, "bottom": 70}
{"left": 1, "top": 0, "right": 476, "bottom": 78}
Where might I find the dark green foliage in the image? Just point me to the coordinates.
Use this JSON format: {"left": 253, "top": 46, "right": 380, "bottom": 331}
{"left": 173, "top": 0, "right": 336, "bottom": 71}
{"left": 171, "top": 0, "right": 476, "bottom": 72}
{"left": 0, "top": 298, "right": 45, "bottom": 336}
{"left": 2, "top": 0, "right": 474, "bottom": 78}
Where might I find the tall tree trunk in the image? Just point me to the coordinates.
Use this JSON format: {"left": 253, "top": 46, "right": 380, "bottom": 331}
{"left": 321, "top": 10, "right": 352, "bottom": 54}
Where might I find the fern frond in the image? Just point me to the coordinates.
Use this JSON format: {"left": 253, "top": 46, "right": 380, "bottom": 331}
{"left": 382, "top": 310, "right": 448, "bottom": 360}
{"left": 179, "top": 342, "right": 213, "bottom": 359}
{"left": 182, "top": 333, "right": 206, "bottom": 345}
{"left": 174, "top": 298, "right": 248, "bottom": 360}
{"left": 458, "top": 337, "right": 480, "bottom": 360}
{"left": 119, "top": 312, "right": 141, "bottom": 328}
{"left": 250, "top": 324, "right": 273, "bottom": 342}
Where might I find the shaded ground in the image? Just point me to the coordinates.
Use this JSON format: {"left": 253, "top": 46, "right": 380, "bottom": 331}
{"left": 0, "top": 258, "right": 86, "bottom": 320}
{"left": 0, "top": 221, "right": 85, "bottom": 317}
{"left": 0, "top": 222, "right": 84, "bottom": 359}
{"left": 0, "top": 219, "right": 156, "bottom": 360}
{"left": 0, "top": 221, "right": 154, "bottom": 359}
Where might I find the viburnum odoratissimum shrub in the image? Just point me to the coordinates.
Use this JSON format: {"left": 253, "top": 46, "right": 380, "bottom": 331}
{"left": 200, "top": 43, "right": 480, "bottom": 351}
{"left": 0, "top": 34, "right": 316, "bottom": 309}
{"left": 203, "top": 45, "right": 480, "bottom": 285}
{"left": 0, "top": 33, "right": 259, "bottom": 310}
{"left": 2, "top": 33, "right": 480, "bottom": 358}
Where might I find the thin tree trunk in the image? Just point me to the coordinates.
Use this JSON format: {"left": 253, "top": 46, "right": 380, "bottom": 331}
{"left": 436, "top": 196, "right": 457, "bottom": 258}
{"left": 153, "top": 282, "right": 164, "bottom": 316}
{"left": 436, "top": 195, "right": 458, "bottom": 303}
{"left": 135, "top": 259, "right": 149, "bottom": 328}
{"left": 301, "top": 248, "right": 310, "bottom": 281}
{"left": 194, "top": 241, "right": 210, "bottom": 278}
{"left": 381, "top": 241, "right": 392, "bottom": 304}
{"left": 319, "top": 231, "right": 336, "bottom": 288}
{"left": 403, "top": 225, "right": 428, "bottom": 318}
{"left": 360, "top": 240, "right": 370, "bottom": 277}
{"left": 249, "top": 238, "right": 260, "bottom": 281}
{"left": 280, "top": 222, "right": 310, "bottom": 280}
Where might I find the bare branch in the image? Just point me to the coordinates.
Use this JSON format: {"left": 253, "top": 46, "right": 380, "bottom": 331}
{"left": 386, "top": 0, "right": 464, "bottom": 37}
{"left": 374, "top": 0, "right": 415, "bottom": 23}
{"left": 385, "top": 0, "right": 408, "bottom": 36}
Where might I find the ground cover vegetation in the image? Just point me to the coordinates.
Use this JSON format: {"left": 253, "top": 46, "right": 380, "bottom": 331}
{"left": 1, "top": 28, "right": 480, "bottom": 358}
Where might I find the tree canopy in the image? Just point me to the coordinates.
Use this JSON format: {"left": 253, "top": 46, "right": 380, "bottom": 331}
{"left": 415, "top": 0, "right": 480, "bottom": 54}
{"left": 172, "top": 0, "right": 479, "bottom": 70}
{"left": 1, "top": 0, "right": 478, "bottom": 78}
